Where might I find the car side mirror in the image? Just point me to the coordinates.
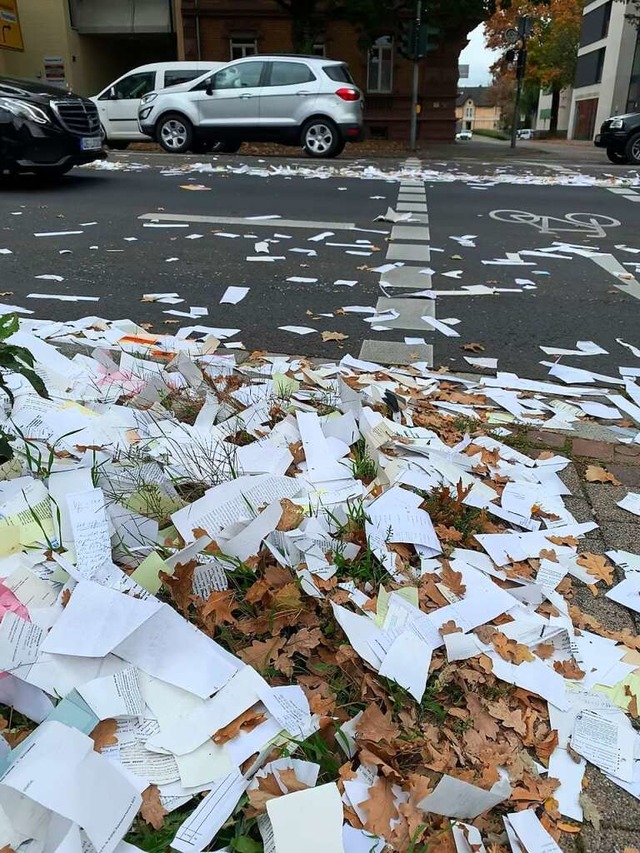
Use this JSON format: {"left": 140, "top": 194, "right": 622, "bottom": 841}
{"left": 205, "top": 80, "right": 214, "bottom": 96}
{"left": 109, "top": 86, "right": 117, "bottom": 100}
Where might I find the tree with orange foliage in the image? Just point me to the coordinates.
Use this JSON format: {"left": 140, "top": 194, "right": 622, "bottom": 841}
{"left": 485, "top": 0, "right": 582, "bottom": 134}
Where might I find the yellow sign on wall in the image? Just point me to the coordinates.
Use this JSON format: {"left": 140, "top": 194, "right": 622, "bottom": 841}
{"left": 0, "top": 1, "right": 24, "bottom": 52}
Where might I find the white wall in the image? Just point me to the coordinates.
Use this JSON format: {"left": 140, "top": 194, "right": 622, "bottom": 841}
{"left": 568, "top": 0, "right": 638, "bottom": 138}
{"left": 535, "top": 87, "right": 572, "bottom": 132}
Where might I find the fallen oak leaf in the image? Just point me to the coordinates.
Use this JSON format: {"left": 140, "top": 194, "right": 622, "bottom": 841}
{"left": 278, "top": 768, "right": 311, "bottom": 793}
{"left": 199, "top": 589, "right": 238, "bottom": 627}
{"left": 237, "top": 636, "right": 286, "bottom": 673}
{"left": 553, "top": 658, "right": 586, "bottom": 680}
{"left": 356, "top": 703, "right": 400, "bottom": 744}
{"left": 362, "top": 775, "right": 399, "bottom": 838}
{"left": 492, "top": 631, "right": 534, "bottom": 664}
{"left": 60, "top": 588, "right": 72, "bottom": 607}
{"left": 576, "top": 552, "right": 614, "bottom": 585}
{"left": 247, "top": 772, "right": 283, "bottom": 812}
{"left": 461, "top": 342, "right": 485, "bottom": 353}
{"left": 585, "top": 465, "right": 621, "bottom": 486}
{"left": 534, "top": 642, "right": 555, "bottom": 660}
{"left": 440, "top": 619, "right": 462, "bottom": 636}
{"left": 439, "top": 562, "right": 466, "bottom": 597}
{"left": 321, "top": 331, "right": 349, "bottom": 342}
{"left": 276, "top": 497, "right": 304, "bottom": 531}
{"left": 212, "top": 707, "right": 266, "bottom": 744}
{"left": 89, "top": 718, "right": 118, "bottom": 753}
{"left": 546, "top": 534, "right": 579, "bottom": 547}
{"left": 140, "top": 784, "right": 166, "bottom": 830}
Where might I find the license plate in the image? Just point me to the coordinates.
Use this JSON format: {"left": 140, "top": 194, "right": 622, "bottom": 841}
{"left": 81, "top": 137, "right": 102, "bottom": 151}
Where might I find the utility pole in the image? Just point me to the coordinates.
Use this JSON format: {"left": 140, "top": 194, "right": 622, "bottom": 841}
{"left": 510, "top": 15, "right": 533, "bottom": 149}
{"left": 409, "top": 0, "right": 422, "bottom": 152}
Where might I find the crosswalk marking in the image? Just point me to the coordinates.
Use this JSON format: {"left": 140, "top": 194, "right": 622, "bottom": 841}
{"left": 359, "top": 158, "right": 436, "bottom": 365}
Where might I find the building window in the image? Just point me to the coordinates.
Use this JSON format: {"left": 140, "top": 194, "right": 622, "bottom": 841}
{"left": 579, "top": 1, "right": 612, "bottom": 48}
{"left": 312, "top": 43, "right": 325, "bottom": 56}
{"left": 575, "top": 47, "right": 606, "bottom": 88}
{"left": 367, "top": 36, "right": 393, "bottom": 94}
{"left": 230, "top": 38, "right": 257, "bottom": 60}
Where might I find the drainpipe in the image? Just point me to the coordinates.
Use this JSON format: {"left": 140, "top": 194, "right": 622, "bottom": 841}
{"left": 194, "top": 0, "right": 202, "bottom": 60}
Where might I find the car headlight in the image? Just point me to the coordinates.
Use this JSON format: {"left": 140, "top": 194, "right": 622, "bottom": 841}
{"left": 0, "top": 98, "right": 50, "bottom": 124}
{"left": 141, "top": 93, "right": 158, "bottom": 105}
{"left": 609, "top": 118, "right": 625, "bottom": 129}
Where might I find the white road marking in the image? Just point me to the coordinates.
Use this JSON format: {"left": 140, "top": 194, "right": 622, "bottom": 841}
{"left": 138, "top": 213, "right": 382, "bottom": 232}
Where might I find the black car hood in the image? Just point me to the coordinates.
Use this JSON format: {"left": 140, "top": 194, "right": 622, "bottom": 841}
{"left": 607, "top": 112, "right": 640, "bottom": 123}
{"left": 0, "top": 76, "right": 79, "bottom": 105}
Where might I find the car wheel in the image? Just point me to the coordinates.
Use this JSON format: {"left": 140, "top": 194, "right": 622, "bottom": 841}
{"left": 625, "top": 132, "right": 640, "bottom": 165}
{"left": 158, "top": 114, "right": 194, "bottom": 154}
{"left": 607, "top": 147, "right": 630, "bottom": 165}
{"left": 302, "top": 119, "right": 341, "bottom": 158}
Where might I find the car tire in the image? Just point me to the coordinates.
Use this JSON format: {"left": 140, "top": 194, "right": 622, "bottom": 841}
{"left": 301, "top": 118, "right": 342, "bottom": 158}
{"left": 157, "top": 114, "right": 194, "bottom": 154}
{"left": 625, "top": 132, "right": 640, "bottom": 165}
{"left": 607, "top": 147, "right": 630, "bottom": 165}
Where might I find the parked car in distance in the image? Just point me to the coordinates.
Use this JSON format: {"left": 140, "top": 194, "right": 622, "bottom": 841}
{"left": 594, "top": 112, "right": 640, "bottom": 164}
{"left": 456, "top": 129, "right": 472, "bottom": 141}
{"left": 91, "top": 61, "right": 224, "bottom": 149}
{"left": 516, "top": 128, "right": 533, "bottom": 140}
{"left": 138, "top": 55, "right": 364, "bottom": 158}
{"left": 0, "top": 76, "right": 104, "bottom": 177}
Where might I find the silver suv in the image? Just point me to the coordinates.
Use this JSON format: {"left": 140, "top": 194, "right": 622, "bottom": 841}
{"left": 138, "top": 55, "right": 364, "bottom": 158}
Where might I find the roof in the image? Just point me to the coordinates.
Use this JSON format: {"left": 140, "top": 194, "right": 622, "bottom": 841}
{"left": 457, "top": 86, "right": 497, "bottom": 108}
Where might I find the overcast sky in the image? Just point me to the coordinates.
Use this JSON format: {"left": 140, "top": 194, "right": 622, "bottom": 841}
{"left": 459, "top": 24, "right": 500, "bottom": 86}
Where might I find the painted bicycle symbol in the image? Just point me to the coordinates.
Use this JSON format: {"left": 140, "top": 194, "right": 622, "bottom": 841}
{"left": 489, "top": 209, "right": 621, "bottom": 238}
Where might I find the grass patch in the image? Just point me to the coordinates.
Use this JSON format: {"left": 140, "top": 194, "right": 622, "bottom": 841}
{"left": 350, "top": 438, "right": 377, "bottom": 483}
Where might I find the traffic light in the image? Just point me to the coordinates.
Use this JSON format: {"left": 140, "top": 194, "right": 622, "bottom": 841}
{"left": 397, "top": 19, "right": 415, "bottom": 59}
{"left": 397, "top": 20, "right": 441, "bottom": 60}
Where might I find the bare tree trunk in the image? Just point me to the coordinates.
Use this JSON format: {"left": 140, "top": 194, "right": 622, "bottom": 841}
{"left": 550, "top": 84, "right": 561, "bottom": 136}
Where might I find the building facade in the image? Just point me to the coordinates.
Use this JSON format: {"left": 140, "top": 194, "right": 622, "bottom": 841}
{"left": 568, "top": 0, "right": 640, "bottom": 140}
{"left": 0, "top": 0, "right": 177, "bottom": 96}
{"left": 177, "top": 0, "right": 470, "bottom": 142}
{"left": 535, "top": 87, "right": 572, "bottom": 134}
{"left": 455, "top": 86, "right": 501, "bottom": 132}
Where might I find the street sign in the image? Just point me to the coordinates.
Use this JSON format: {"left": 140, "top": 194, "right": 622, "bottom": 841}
{"left": 458, "top": 64, "right": 469, "bottom": 79}
{"left": 0, "top": 1, "right": 23, "bottom": 51}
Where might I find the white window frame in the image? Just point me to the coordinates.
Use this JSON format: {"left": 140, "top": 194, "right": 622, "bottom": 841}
{"left": 367, "top": 36, "right": 393, "bottom": 94}
{"left": 230, "top": 38, "right": 257, "bottom": 60}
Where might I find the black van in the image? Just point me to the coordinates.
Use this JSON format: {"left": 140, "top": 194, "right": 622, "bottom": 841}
{"left": 0, "top": 76, "right": 106, "bottom": 176}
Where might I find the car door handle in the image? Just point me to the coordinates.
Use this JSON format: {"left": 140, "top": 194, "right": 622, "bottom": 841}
{"left": 239, "top": 93, "right": 255, "bottom": 99}
{"left": 296, "top": 91, "right": 311, "bottom": 96}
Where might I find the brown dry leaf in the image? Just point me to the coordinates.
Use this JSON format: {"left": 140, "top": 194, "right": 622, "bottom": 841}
{"left": 284, "top": 627, "right": 323, "bottom": 657}
{"left": 140, "top": 785, "right": 167, "bottom": 830}
{"left": 321, "top": 331, "right": 349, "bottom": 342}
{"left": 554, "top": 658, "right": 586, "bottom": 680}
{"left": 557, "top": 822, "right": 581, "bottom": 834}
{"left": 539, "top": 548, "right": 558, "bottom": 562}
{"left": 576, "top": 552, "right": 614, "bottom": 585}
{"left": 0, "top": 292, "right": 13, "bottom": 298}
{"left": 160, "top": 559, "right": 197, "bottom": 614}
{"left": 276, "top": 498, "right": 304, "bottom": 532}
{"left": 279, "top": 768, "right": 311, "bottom": 793}
{"left": 435, "top": 525, "right": 464, "bottom": 543}
{"left": 0, "top": 847, "right": 15, "bottom": 853}
{"left": 585, "top": 465, "right": 621, "bottom": 486}
{"left": 212, "top": 708, "right": 266, "bottom": 744}
{"left": 200, "top": 590, "right": 237, "bottom": 627}
{"left": 60, "top": 588, "right": 72, "bottom": 608}
{"left": 272, "top": 582, "right": 303, "bottom": 614}
{"left": 492, "top": 632, "right": 534, "bottom": 665}
{"left": 362, "top": 775, "right": 399, "bottom": 838}
{"left": 580, "top": 792, "right": 602, "bottom": 831}
{"left": 546, "top": 535, "right": 579, "bottom": 547}
{"left": 534, "top": 642, "right": 555, "bottom": 660}
{"left": 247, "top": 772, "right": 284, "bottom": 812}
{"left": 90, "top": 719, "right": 118, "bottom": 753}
{"left": 461, "top": 342, "right": 485, "bottom": 352}
{"left": 237, "top": 636, "right": 286, "bottom": 672}
{"left": 536, "top": 729, "right": 559, "bottom": 762}
{"left": 440, "top": 620, "right": 462, "bottom": 636}
{"left": 625, "top": 685, "right": 639, "bottom": 718}
{"left": 440, "top": 562, "right": 466, "bottom": 596}
{"left": 356, "top": 703, "right": 400, "bottom": 744}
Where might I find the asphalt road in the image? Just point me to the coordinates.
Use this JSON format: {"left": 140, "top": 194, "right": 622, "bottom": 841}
{"left": 1, "top": 150, "right": 639, "bottom": 378}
